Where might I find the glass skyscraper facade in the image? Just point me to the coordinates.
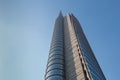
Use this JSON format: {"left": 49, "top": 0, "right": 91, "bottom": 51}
{"left": 45, "top": 12, "right": 106, "bottom": 80}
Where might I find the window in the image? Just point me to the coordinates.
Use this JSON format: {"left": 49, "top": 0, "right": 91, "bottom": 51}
{"left": 46, "top": 75, "right": 64, "bottom": 80}
{"left": 49, "top": 51, "right": 63, "bottom": 58}
{"left": 50, "top": 48, "right": 63, "bottom": 53}
{"left": 46, "top": 69, "right": 64, "bottom": 78}
{"left": 48, "top": 55, "right": 63, "bottom": 62}
{"left": 46, "top": 64, "right": 64, "bottom": 72}
{"left": 47, "top": 59, "right": 63, "bottom": 67}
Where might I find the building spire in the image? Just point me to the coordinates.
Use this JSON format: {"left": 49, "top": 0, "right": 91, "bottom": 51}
{"left": 58, "top": 10, "right": 63, "bottom": 17}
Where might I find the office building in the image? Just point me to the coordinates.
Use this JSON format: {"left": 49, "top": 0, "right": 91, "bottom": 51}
{"left": 45, "top": 12, "right": 106, "bottom": 80}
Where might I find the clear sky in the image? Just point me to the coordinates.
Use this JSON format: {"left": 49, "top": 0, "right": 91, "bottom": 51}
{"left": 0, "top": 0, "right": 120, "bottom": 80}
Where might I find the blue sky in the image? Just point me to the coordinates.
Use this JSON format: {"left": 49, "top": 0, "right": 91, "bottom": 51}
{"left": 0, "top": 0, "right": 120, "bottom": 80}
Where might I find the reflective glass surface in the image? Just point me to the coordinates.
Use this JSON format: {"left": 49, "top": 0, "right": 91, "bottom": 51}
{"left": 48, "top": 55, "right": 63, "bottom": 62}
{"left": 46, "top": 69, "right": 63, "bottom": 78}
{"left": 46, "top": 75, "right": 64, "bottom": 80}
{"left": 49, "top": 51, "right": 63, "bottom": 58}
{"left": 46, "top": 64, "right": 64, "bottom": 72}
{"left": 45, "top": 14, "right": 65, "bottom": 80}
{"left": 47, "top": 59, "right": 63, "bottom": 66}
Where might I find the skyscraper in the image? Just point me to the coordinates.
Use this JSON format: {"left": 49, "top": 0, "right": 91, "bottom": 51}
{"left": 45, "top": 12, "right": 106, "bottom": 80}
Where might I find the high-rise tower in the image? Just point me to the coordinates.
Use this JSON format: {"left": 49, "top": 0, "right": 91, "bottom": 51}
{"left": 45, "top": 12, "right": 106, "bottom": 80}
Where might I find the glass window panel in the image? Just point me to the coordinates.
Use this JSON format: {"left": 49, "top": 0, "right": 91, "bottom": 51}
{"left": 47, "top": 64, "right": 63, "bottom": 72}
{"left": 46, "top": 75, "right": 63, "bottom": 80}
{"left": 50, "top": 48, "right": 63, "bottom": 53}
{"left": 49, "top": 52, "right": 63, "bottom": 58}
{"left": 46, "top": 69, "right": 63, "bottom": 78}
{"left": 48, "top": 55, "right": 63, "bottom": 62}
{"left": 47, "top": 59, "right": 63, "bottom": 66}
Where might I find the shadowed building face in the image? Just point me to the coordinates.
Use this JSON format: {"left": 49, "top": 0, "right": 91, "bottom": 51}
{"left": 45, "top": 12, "right": 106, "bottom": 80}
